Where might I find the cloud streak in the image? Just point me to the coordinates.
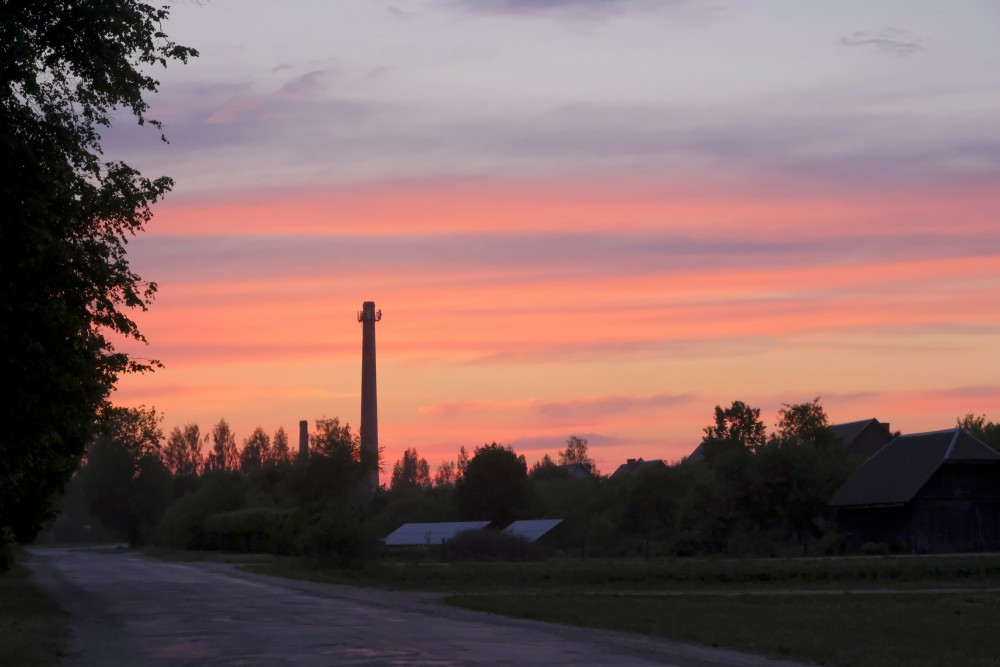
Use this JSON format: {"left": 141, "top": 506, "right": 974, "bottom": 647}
{"left": 840, "top": 29, "right": 923, "bottom": 57}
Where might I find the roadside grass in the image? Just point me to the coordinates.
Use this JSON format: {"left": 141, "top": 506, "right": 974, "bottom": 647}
{"left": 0, "top": 561, "right": 69, "bottom": 667}
{"left": 239, "top": 552, "right": 1000, "bottom": 593}
{"left": 444, "top": 590, "right": 1000, "bottom": 667}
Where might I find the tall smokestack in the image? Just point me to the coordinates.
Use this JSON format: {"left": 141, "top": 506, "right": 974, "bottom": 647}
{"left": 358, "top": 301, "right": 381, "bottom": 492}
{"left": 298, "top": 420, "right": 308, "bottom": 461}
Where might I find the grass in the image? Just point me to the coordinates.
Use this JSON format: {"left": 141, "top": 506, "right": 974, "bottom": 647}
{"left": 445, "top": 591, "right": 1000, "bottom": 667}
{"left": 239, "top": 552, "right": 1000, "bottom": 593}
{"left": 0, "top": 562, "right": 69, "bottom": 667}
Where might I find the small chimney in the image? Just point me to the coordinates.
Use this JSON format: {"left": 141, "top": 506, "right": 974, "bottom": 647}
{"left": 627, "top": 458, "right": 636, "bottom": 465}
{"left": 298, "top": 420, "right": 308, "bottom": 461}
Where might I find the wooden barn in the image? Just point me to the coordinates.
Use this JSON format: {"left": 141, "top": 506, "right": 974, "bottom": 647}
{"left": 829, "top": 428, "right": 1000, "bottom": 553}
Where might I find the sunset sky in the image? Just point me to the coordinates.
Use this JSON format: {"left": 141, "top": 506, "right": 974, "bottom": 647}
{"left": 109, "top": 0, "right": 1000, "bottom": 476}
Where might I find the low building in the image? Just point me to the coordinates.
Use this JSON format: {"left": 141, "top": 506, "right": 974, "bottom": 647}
{"left": 829, "top": 428, "right": 1000, "bottom": 553}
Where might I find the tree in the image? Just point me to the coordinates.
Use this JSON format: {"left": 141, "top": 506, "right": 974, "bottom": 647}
{"left": 774, "top": 398, "right": 833, "bottom": 448}
{"left": 529, "top": 453, "right": 562, "bottom": 479}
{"left": 701, "top": 400, "right": 768, "bottom": 458}
{"left": 957, "top": 413, "right": 1000, "bottom": 452}
{"left": 269, "top": 426, "right": 291, "bottom": 465}
{"left": 164, "top": 423, "right": 204, "bottom": 476}
{"left": 559, "top": 435, "right": 597, "bottom": 474}
{"left": 81, "top": 405, "right": 172, "bottom": 546}
{"left": 434, "top": 460, "right": 457, "bottom": 486}
{"left": 310, "top": 417, "right": 359, "bottom": 462}
{"left": 456, "top": 443, "right": 531, "bottom": 525}
{"left": 240, "top": 427, "right": 271, "bottom": 474}
{"left": 0, "top": 3, "right": 196, "bottom": 553}
{"left": 390, "top": 448, "right": 431, "bottom": 491}
{"left": 205, "top": 419, "right": 239, "bottom": 473}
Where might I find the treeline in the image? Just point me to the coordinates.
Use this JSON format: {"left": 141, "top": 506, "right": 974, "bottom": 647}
{"left": 45, "top": 402, "right": 1000, "bottom": 561}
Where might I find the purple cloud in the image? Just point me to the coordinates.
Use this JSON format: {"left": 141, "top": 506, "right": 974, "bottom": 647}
{"left": 445, "top": 0, "right": 683, "bottom": 20}
{"left": 840, "top": 29, "right": 923, "bottom": 57}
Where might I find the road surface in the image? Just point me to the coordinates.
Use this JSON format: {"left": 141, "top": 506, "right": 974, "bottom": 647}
{"left": 27, "top": 548, "right": 807, "bottom": 666}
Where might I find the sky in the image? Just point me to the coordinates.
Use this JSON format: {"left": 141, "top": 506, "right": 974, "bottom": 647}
{"left": 108, "top": 0, "right": 1000, "bottom": 477}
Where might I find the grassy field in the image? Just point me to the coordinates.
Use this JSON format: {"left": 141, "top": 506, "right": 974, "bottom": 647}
{"left": 445, "top": 590, "right": 1000, "bottom": 667}
{"left": 241, "top": 552, "right": 1000, "bottom": 593}
{"left": 0, "top": 562, "right": 69, "bottom": 667}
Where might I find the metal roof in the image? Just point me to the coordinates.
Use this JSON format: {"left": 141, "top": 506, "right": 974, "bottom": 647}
{"left": 383, "top": 521, "right": 489, "bottom": 546}
{"left": 503, "top": 519, "right": 563, "bottom": 542}
{"left": 829, "top": 428, "right": 1000, "bottom": 508}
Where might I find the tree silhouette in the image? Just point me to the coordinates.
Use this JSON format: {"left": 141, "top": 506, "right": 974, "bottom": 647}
{"left": 164, "top": 423, "right": 204, "bottom": 476}
{"left": 456, "top": 443, "right": 531, "bottom": 525}
{"left": 205, "top": 419, "right": 239, "bottom": 472}
{"left": 0, "top": 1, "right": 196, "bottom": 553}
{"left": 390, "top": 448, "right": 431, "bottom": 490}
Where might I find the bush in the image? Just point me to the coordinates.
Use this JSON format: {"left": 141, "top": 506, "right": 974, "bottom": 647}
{"left": 860, "top": 541, "right": 890, "bottom": 555}
{"left": 203, "top": 508, "right": 301, "bottom": 554}
{"left": 444, "top": 529, "right": 543, "bottom": 562}
{"left": 294, "top": 503, "right": 370, "bottom": 564}
{"left": 152, "top": 473, "right": 246, "bottom": 550}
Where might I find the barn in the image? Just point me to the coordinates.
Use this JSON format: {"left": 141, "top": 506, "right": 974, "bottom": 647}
{"left": 829, "top": 428, "right": 1000, "bottom": 553}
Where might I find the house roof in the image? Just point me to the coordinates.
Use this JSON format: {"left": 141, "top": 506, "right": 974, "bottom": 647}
{"left": 610, "top": 457, "right": 666, "bottom": 480}
{"left": 829, "top": 419, "right": 882, "bottom": 445}
{"left": 829, "top": 428, "right": 1000, "bottom": 508}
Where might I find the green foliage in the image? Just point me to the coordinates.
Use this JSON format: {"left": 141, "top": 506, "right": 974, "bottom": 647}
{"left": 701, "top": 400, "right": 768, "bottom": 458}
{"left": 0, "top": 563, "right": 70, "bottom": 667}
{"left": 205, "top": 419, "right": 238, "bottom": 472}
{"left": 202, "top": 507, "right": 301, "bottom": 554}
{"left": 152, "top": 472, "right": 247, "bottom": 550}
{"left": 0, "top": 2, "right": 195, "bottom": 549}
{"left": 269, "top": 426, "right": 292, "bottom": 465}
{"left": 239, "top": 427, "right": 271, "bottom": 474}
{"left": 80, "top": 405, "right": 171, "bottom": 545}
{"left": 559, "top": 435, "right": 596, "bottom": 474}
{"left": 294, "top": 503, "right": 370, "bottom": 563}
{"left": 390, "top": 447, "right": 431, "bottom": 490}
{"left": 456, "top": 443, "right": 532, "bottom": 525}
{"left": 957, "top": 413, "right": 1000, "bottom": 452}
{"left": 163, "top": 423, "right": 203, "bottom": 476}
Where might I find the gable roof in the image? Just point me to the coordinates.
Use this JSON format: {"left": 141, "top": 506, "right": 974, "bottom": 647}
{"left": 829, "top": 428, "right": 1000, "bottom": 508}
{"left": 610, "top": 457, "right": 666, "bottom": 480}
{"left": 829, "top": 419, "right": 882, "bottom": 445}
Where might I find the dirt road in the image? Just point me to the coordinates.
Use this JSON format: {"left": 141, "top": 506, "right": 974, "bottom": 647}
{"left": 27, "top": 548, "right": 806, "bottom": 666}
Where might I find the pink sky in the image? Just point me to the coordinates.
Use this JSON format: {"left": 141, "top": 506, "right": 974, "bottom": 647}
{"left": 109, "top": 1, "right": 1000, "bottom": 478}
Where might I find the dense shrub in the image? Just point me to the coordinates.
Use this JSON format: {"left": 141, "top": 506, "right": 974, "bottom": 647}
{"left": 202, "top": 508, "right": 301, "bottom": 554}
{"left": 152, "top": 473, "right": 246, "bottom": 550}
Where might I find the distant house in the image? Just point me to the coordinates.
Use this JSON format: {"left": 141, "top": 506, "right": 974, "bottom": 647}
{"left": 685, "top": 442, "right": 707, "bottom": 464}
{"left": 610, "top": 457, "right": 667, "bottom": 480}
{"left": 559, "top": 462, "right": 595, "bottom": 480}
{"left": 829, "top": 428, "right": 1000, "bottom": 553}
{"left": 828, "top": 418, "right": 894, "bottom": 460}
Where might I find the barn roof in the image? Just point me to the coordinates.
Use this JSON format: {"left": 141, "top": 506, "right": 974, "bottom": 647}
{"left": 829, "top": 428, "right": 1000, "bottom": 508}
